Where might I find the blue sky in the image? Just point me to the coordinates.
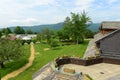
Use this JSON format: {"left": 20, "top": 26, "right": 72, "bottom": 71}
{"left": 0, "top": 0, "right": 120, "bottom": 27}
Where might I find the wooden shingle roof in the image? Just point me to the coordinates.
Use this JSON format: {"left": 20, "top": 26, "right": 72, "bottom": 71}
{"left": 101, "top": 21, "right": 120, "bottom": 29}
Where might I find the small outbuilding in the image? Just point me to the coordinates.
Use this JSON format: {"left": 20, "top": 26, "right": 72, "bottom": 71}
{"left": 95, "top": 21, "right": 120, "bottom": 60}
{"left": 16, "top": 34, "right": 37, "bottom": 40}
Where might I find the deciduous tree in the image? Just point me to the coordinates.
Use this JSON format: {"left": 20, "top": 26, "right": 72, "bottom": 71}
{"left": 1, "top": 28, "right": 12, "bottom": 36}
{"left": 42, "top": 28, "right": 52, "bottom": 44}
{"left": 0, "top": 31, "right": 2, "bottom": 38}
{"left": 0, "top": 39, "right": 23, "bottom": 68}
{"left": 14, "top": 26, "right": 25, "bottom": 34}
{"left": 26, "top": 29, "right": 33, "bottom": 34}
{"left": 63, "top": 11, "right": 92, "bottom": 44}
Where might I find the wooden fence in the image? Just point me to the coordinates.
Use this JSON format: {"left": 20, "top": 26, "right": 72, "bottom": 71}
{"left": 56, "top": 58, "right": 120, "bottom": 67}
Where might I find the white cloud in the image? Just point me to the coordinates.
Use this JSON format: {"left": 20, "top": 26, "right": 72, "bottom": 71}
{"left": 75, "top": 0, "right": 95, "bottom": 10}
{"left": 10, "top": 18, "right": 39, "bottom": 26}
{"left": 75, "top": 0, "right": 94, "bottom": 6}
{"left": 11, "top": 18, "right": 38, "bottom": 23}
{"left": 106, "top": 0, "right": 117, "bottom": 4}
{"left": 0, "top": 0, "right": 55, "bottom": 15}
{"left": 68, "top": 0, "right": 95, "bottom": 13}
{"left": 17, "top": 0, "right": 55, "bottom": 9}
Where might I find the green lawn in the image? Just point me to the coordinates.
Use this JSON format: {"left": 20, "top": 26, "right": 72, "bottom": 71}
{"left": 0, "top": 44, "right": 30, "bottom": 78}
{"left": 9, "top": 40, "right": 89, "bottom": 80}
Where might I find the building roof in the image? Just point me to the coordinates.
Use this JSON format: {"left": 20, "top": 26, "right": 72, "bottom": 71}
{"left": 22, "top": 36, "right": 31, "bottom": 40}
{"left": 8, "top": 36, "right": 16, "bottom": 40}
{"left": 100, "top": 21, "right": 120, "bottom": 29}
{"left": 96, "top": 28, "right": 120, "bottom": 44}
{"left": 16, "top": 34, "right": 37, "bottom": 40}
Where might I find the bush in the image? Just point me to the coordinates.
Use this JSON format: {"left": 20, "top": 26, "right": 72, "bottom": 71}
{"left": 25, "top": 40, "right": 31, "bottom": 44}
{"left": 21, "top": 40, "right": 31, "bottom": 45}
{"left": 50, "top": 40, "right": 59, "bottom": 49}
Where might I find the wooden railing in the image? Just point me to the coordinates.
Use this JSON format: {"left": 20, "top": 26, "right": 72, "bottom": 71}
{"left": 56, "top": 57, "right": 120, "bottom": 67}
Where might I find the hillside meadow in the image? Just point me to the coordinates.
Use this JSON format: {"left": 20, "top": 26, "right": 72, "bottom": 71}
{"left": 9, "top": 40, "right": 89, "bottom": 80}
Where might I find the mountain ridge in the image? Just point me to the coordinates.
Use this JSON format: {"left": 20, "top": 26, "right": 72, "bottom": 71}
{"left": 0, "top": 23, "right": 100, "bottom": 32}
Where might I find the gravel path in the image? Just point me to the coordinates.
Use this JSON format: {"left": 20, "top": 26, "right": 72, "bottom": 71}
{"left": 2, "top": 43, "right": 35, "bottom": 80}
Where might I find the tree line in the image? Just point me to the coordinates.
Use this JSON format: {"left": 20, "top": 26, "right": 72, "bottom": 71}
{"left": 0, "top": 26, "right": 34, "bottom": 37}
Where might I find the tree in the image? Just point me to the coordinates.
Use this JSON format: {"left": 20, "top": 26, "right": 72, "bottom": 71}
{"left": 5, "top": 28, "right": 12, "bottom": 36}
{"left": 0, "top": 39, "right": 23, "bottom": 68}
{"left": 26, "top": 29, "right": 33, "bottom": 34}
{"left": 57, "top": 30, "right": 63, "bottom": 41}
{"left": 36, "top": 34, "right": 41, "bottom": 42}
{"left": 57, "top": 30, "right": 69, "bottom": 41}
{"left": 1, "top": 28, "right": 12, "bottom": 36}
{"left": 84, "top": 29, "right": 95, "bottom": 38}
{"left": 50, "top": 30, "right": 55, "bottom": 39}
{"left": 63, "top": 17, "right": 72, "bottom": 39}
{"left": 0, "top": 31, "right": 2, "bottom": 38}
{"left": 14, "top": 26, "right": 25, "bottom": 34}
{"left": 42, "top": 28, "right": 52, "bottom": 44}
{"left": 63, "top": 11, "right": 92, "bottom": 44}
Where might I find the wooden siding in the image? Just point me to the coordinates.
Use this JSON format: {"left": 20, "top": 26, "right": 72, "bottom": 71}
{"left": 100, "top": 30, "right": 120, "bottom": 59}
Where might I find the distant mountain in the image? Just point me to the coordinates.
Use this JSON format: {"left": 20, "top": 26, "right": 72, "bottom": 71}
{"left": 9, "top": 22, "right": 63, "bottom": 32}
{"left": 1, "top": 23, "right": 100, "bottom": 32}
{"left": 87, "top": 23, "right": 100, "bottom": 32}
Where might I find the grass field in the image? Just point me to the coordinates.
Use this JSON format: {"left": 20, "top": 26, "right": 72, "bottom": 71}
{"left": 0, "top": 44, "right": 30, "bottom": 78}
{"left": 9, "top": 40, "right": 89, "bottom": 80}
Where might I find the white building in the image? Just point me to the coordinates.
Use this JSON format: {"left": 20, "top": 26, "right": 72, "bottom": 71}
{"left": 16, "top": 34, "right": 37, "bottom": 40}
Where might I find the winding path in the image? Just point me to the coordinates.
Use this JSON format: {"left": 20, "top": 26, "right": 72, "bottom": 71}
{"left": 2, "top": 43, "right": 35, "bottom": 80}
